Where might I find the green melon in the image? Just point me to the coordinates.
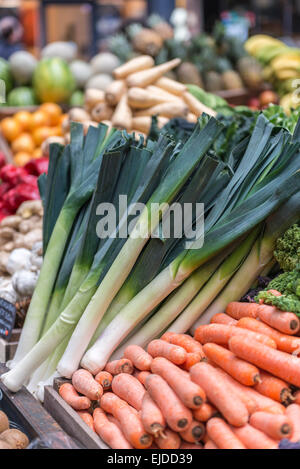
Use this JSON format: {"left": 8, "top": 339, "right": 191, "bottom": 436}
{"left": 0, "top": 58, "right": 13, "bottom": 100}
{"left": 33, "top": 57, "right": 76, "bottom": 103}
{"left": 7, "top": 87, "right": 37, "bottom": 106}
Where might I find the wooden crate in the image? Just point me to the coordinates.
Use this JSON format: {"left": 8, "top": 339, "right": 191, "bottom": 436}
{"left": 0, "top": 364, "right": 79, "bottom": 449}
{"left": 0, "top": 329, "right": 21, "bottom": 363}
{"left": 44, "top": 382, "right": 109, "bottom": 450}
{"left": 216, "top": 88, "right": 258, "bottom": 106}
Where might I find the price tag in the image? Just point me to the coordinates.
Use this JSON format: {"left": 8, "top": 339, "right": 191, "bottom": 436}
{"left": 0, "top": 298, "right": 16, "bottom": 341}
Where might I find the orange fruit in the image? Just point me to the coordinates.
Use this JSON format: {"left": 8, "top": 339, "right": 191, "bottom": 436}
{"left": 32, "top": 147, "right": 43, "bottom": 159}
{"left": 13, "top": 111, "right": 33, "bottom": 132}
{"left": 11, "top": 133, "right": 35, "bottom": 154}
{"left": 32, "top": 126, "right": 53, "bottom": 146}
{"left": 30, "top": 110, "right": 50, "bottom": 130}
{"left": 13, "top": 151, "right": 32, "bottom": 167}
{"left": 1, "top": 117, "right": 22, "bottom": 142}
{"left": 50, "top": 125, "right": 63, "bottom": 137}
{"left": 39, "top": 103, "right": 62, "bottom": 126}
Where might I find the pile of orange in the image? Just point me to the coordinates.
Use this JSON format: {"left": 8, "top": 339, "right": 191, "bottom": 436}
{"left": 0, "top": 103, "right": 67, "bottom": 166}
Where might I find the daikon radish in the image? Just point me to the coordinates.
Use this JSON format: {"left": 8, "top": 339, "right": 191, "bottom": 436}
{"left": 155, "top": 77, "right": 187, "bottom": 96}
{"left": 114, "top": 56, "right": 155, "bottom": 80}
{"left": 183, "top": 91, "right": 216, "bottom": 117}
{"left": 127, "top": 59, "right": 181, "bottom": 88}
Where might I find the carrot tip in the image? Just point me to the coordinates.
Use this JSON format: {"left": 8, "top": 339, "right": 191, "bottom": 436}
{"left": 193, "top": 396, "right": 203, "bottom": 407}
{"left": 178, "top": 418, "right": 189, "bottom": 429}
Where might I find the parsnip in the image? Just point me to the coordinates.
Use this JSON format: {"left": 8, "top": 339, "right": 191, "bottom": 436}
{"left": 114, "top": 56, "right": 155, "bottom": 80}
{"left": 155, "top": 77, "right": 187, "bottom": 96}
{"left": 134, "top": 101, "right": 189, "bottom": 119}
{"left": 105, "top": 80, "right": 127, "bottom": 106}
{"left": 111, "top": 94, "right": 132, "bottom": 131}
{"left": 183, "top": 91, "right": 216, "bottom": 118}
{"left": 127, "top": 59, "right": 181, "bottom": 88}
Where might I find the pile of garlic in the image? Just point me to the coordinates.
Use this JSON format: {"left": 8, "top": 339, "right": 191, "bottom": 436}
{"left": 0, "top": 200, "right": 43, "bottom": 305}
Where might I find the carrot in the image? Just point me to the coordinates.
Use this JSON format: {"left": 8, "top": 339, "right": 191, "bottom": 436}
{"left": 237, "top": 317, "right": 300, "bottom": 354}
{"left": 193, "top": 403, "right": 218, "bottom": 422}
{"left": 141, "top": 392, "right": 166, "bottom": 438}
{"left": 133, "top": 370, "right": 151, "bottom": 386}
{"left": 100, "top": 393, "right": 152, "bottom": 449}
{"left": 134, "top": 101, "right": 189, "bottom": 119}
{"left": 145, "top": 374, "right": 193, "bottom": 432}
{"left": 93, "top": 407, "right": 133, "bottom": 449}
{"left": 194, "top": 324, "right": 277, "bottom": 349}
{"left": 226, "top": 302, "right": 259, "bottom": 320}
{"left": 95, "top": 371, "right": 113, "bottom": 391}
{"left": 204, "top": 440, "right": 218, "bottom": 449}
{"left": 206, "top": 418, "right": 246, "bottom": 449}
{"left": 76, "top": 410, "right": 95, "bottom": 432}
{"left": 183, "top": 91, "right": 216, "bottom": 117}
{"left": 256, "top": 304, "right": 300, "bottom": 335}
{"left": 182, "top": 353, "right": 203, "bottom": 371}
{"left": 155, "top": 428, "right": 181, "bottom": 450}
{"left": 126, "top": 58, "right": 181, "bottom": 88}
{"left": 105, "top": 80, "right": 126, "bottom": 106}
{"left": 293, "top": 390, "right": 300, "bottom": 405}
{"left": 151, "top": 357, "right": 206, "bottom": 408}
{"left": 147, "top": 339, "right": 187, "bottom": 365}
{"left": 128, "top": 87, "right": 172, "bottom": 109}
{"left": 229, "top": 335, "right": 300, "bottom": 388}
{"left": 155, "top": 77, "right": 186, "bottom": 96}
{"left": 111, "top": 94, "right": 132, "bottom": 131}
{"left": 285, "top": 404, "right": 300, "bottom": 442}
{"left": 72, "top": 369, "right": 103, "bottom": 401}
{"left": 250, "top": 411, "right": 292, "bottom": 440}
{"left": 161, "top": 332, "right": 205, "bottom": 356}
{"left": 114, "top": 55, "right": 155, "bottom": 80}
{"left": 111, "top": 374, "right": 146, "bottom": 411}
{"left": 190, "top": 363, "right": 249, "bottom": 427}
{"left": 180, "top": 420, "right": 205, "bottom": 444}
{"left": 59, "top": 383, "right": 91, "bottom": 410}
{"left": 123, "top": 345, "right": 153, "bottom": 371}
{"left": 105, "top": 358, "right": 133, "bottom": 376}
{"left": 210, "top": 313, "right": 238, "bottom": 327}
{"left": 202, "top": 343, "right": 261, "bottom": 386}
{"left": 254, "top": 370, "right": 293, "bottom": 404}
{"left": 231, "top": 424, "right": 278, "bottom": 449}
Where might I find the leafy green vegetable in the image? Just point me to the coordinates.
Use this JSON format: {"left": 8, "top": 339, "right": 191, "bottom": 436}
{"left": 274, "top": 224, "right": 300, "bottom": 272}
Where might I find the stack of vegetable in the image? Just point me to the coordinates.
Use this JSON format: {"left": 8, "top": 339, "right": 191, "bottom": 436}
{"left": 109, "top": 21, "right": 264, "bottom": 93}
{"left": 0, "top": 103, "right": 65, "bottom": 166}
{"left": 245, "top": 35, "right": 300, "bottom": 113}
{"left": 1, "top": 103, "right": 300, "bottom": 399}
{"left": 0, "top": 411, "right": 29, "bottom": 449}
{"left": 63, "top": 55, "right": 217, "bottom": 138}
{"left": 0, "top": 43, "right": 121, "bottom": 108}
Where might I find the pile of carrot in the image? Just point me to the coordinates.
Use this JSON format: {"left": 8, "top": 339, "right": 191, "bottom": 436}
{"left": 58, "top": 297, "right": 300, "bottom": 450}
{"left": 63, "top": 55, "right": 216, "bottom": 141}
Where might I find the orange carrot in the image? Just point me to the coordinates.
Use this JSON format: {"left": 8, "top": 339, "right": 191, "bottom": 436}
{"left": 161, "top": 332, "right": 205, "bottom": 356}
{"left": 182, "top": 353, "right": 203, "bottom": 371}
{"left": 76, "top": 410, "right": 95, "bottom": 432}
{"left": 95, "top": 371, "right": 113, "bottom": 391}
{"left": 59, "top": 383, "right": 91, "bottom": 410}
{"left": 193, "top": 403, "right": 218, "bottom": 422}
{"left": 256, "top": 304, "right": 300, "bottom": 335}
{"left": 229, "top": 335, "right": 300, "bottom": 388}
{"left": 145, "top": 374, "right": 193, "bottom": 432}
{"left": 194, "top": 324, "right": 277, "bottom": 349}
{"left": 151, "top": 357, "right": 206, "bottom": 409}
{"left": 72, "top": 369, "right": 103, "bottom": 401}
{"left": 231, "top": 424, "right": 278, "bottom": 449}
{"left": 155, "top": 428, "right": 181, "bottom": 450}
{"left": 100, "top": 393, "right": 152, "bottom": 449}
{"left": 147, "top": 339, "right": 187, "bottom": 365}
{"left": 126, "top": 59, "right": 181, "bottom": 88}
{"left": 111, "top": 374, "right": 146, "bottom": 411}
{"left": 254, "top": 370, "right": 293, "bottom": 404}
{"left": 286, "top": 404, "right": 300, "bottom": 442}
{"left": 206, "top": 418, "right": 246, "bottom": 449}
{"left": 180, "top": 420, "right": 205, "bottom": 444}
{"left": 226, "top": 302, "right": 259, "bottom": 319}
{"left": 203, "top": 343, "right": 260, "bottom": 387}
{"left": 250, "top": 411, "right": 292, "bottom": 440}
{"left": 133, "top": 370, "right": 151, "bottom": 386}
{"left": 141, "top": 392, "right": 166, "bottom": 438}
{"left": 293, "top": 391, "right": 300, "bottom": 405}
{"left": 93, "top": 407, "right": 133, "bottom": 449}
{"left": 210, "top": 313, "right": 238, "bottom": 326}
{"left": 124, "top": 345, "right": 153, "bottom": 371}
{"left": 190, "top": 363, "right": 249, "bottom": 427}
{"left": 204, "top": 440, "right": 218, "bottom": 449}
{"left": 105, "top": 358, "right": 133, "bottom": 375}
{"left": 237, "top": 317, "right": 300, "bottom": 354}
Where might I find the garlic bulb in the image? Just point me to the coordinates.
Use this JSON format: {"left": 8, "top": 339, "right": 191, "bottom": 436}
{"left": 12, "top": 270, "right": 39, "bottom": 298}
{"left": 6, "top": 248, "right": 32, "bottom": 275}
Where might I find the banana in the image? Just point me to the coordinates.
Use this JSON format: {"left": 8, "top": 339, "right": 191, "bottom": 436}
{"left": 245, "top": 36, "right": 283, "bottom": 56}
{"left": 275, "top": 69, "right": 300, "bottom": 80}
{"left": 271, "top": 55, "right": 300, "bottom": 71}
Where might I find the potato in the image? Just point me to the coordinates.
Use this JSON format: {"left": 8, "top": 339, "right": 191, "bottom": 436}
{"left": 0, "top": 429, "right": 29, "bottom": 449}
{"left": 0, "top": 411, "right": 9, "bottom": 434}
